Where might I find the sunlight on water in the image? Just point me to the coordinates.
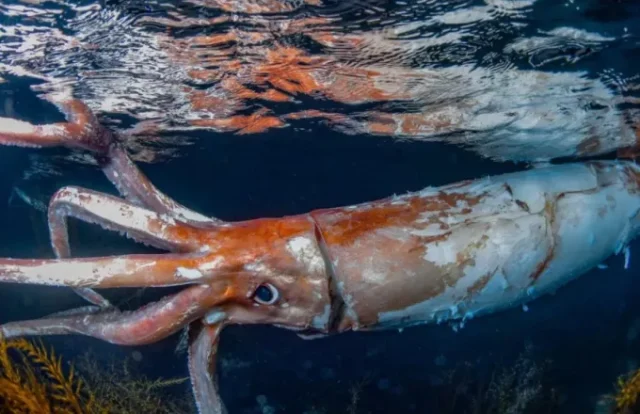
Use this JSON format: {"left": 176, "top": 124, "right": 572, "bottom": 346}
{"left": 0, "top": 0, "right": 638, "bottom": 164}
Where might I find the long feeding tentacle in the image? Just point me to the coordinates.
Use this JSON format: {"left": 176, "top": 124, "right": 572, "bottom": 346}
{"left": 48, "top": 186, "right": 209, "bottom": 254}
{"left": 102, "top": 145, "right": 221, "bottom": 226}
{"left": 0, "top": 98, "right": 111, "bottom": 152}
{"left": 189, "top": 322, "right": 227, "bottom": 414}
{"left": 0, "top": 117, "right": 73, "bottom": 148}
{"left": 0, "top": 284, "right": 219, "bottom": 345}
{"left": 0, "top": 253, "right": 209, "bottom": 288}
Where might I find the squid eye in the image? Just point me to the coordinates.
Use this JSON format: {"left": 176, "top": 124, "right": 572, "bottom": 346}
{"left": 253, "top": 283, "right": 279, "bottom": 305}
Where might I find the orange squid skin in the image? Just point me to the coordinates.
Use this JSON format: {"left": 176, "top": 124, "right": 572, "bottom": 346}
{"left": 191, "top": 159, "right": 640, "bottom": 339}
{"left": 316, "top": 161, "right": 640, "bottom": 335}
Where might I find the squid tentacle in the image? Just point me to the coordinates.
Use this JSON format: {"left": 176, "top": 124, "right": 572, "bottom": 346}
{"left": 0, "top": 284, "right": 217, "bottom": 345}
{"left": 48, "top": 185, "right": 209, "bottom": 255}
{"left": 0, "top": 95, "right": 220, "bottom": 305}
{"left": 102, "top": 144, "right": 221, "bottom": 226}
{"left": 0, "top": 253, "right": 210, "bottom": 288}
{"left": 47, "top": 185, "right": 211, "bottom": 307}
{"left": 0, "top": 98, "right": 109, "bottom": 152}
{"left": 0, "top": 96, "right": 220, "bottom": 224}
{"left": 189, "top": 322, "right": 227, "bottom": 414}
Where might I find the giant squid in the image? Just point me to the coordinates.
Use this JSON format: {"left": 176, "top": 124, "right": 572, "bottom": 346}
{"left": 0, "top": 93, "right": 639, "bottom": 412}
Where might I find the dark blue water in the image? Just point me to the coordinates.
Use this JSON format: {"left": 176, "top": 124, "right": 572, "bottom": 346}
{"left": 2, "top": 0, "right": 640, "bottom": 413}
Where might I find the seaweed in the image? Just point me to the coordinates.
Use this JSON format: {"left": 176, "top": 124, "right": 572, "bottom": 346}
{"left": 0, "top": 337, "right": 194, "bottom": 413}
{"left": 612, "top": 367, "right": 640, "bottom": 414}
{"left": 0, "top": 337, "right": 98, "bottom": 413}
{"left": 75, "top": 350, "right": 195, "bottom": 414}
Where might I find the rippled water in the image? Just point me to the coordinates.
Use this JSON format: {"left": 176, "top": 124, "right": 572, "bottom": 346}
{"left": 1, "top": 1, "right": 640, "bottom": 413}
{"left": 2, "top": 0, "right": 639, "bottom": 165}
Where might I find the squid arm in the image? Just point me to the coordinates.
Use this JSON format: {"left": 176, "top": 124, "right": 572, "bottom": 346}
{"left": 0, "top": 95, "right": 217, "bottom": 225}
{"left": 0, "top": 96, "right": 220, "bottom": 306}
{"left": 189, "top": 322, "right": 227, "bottom": 414}
{"left": 0, "top": 284, "right": 224, "bottom": 345}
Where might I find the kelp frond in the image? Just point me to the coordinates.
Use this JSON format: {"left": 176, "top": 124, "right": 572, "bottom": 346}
{"left": 614, "top": 368, "right": 640, "bottom": 414}
{"left": 0, "top": 337, "right": 99, "bottom": 413}
{"left": 0, "top": 336, "right": 194, "bottom": 414}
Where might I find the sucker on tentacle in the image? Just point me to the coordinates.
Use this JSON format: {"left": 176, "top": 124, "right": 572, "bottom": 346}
{"left": 2, "top": 96, "right": 640, "bottom": 413}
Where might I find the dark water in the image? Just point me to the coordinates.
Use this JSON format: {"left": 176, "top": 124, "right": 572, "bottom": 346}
{"left": 1, "top": 0, "right": 640, "bottom": 413}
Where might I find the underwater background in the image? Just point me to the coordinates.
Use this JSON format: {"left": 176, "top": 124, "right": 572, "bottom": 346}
{"left": 1, "top": 0, "right": 640, "bottom": 412}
